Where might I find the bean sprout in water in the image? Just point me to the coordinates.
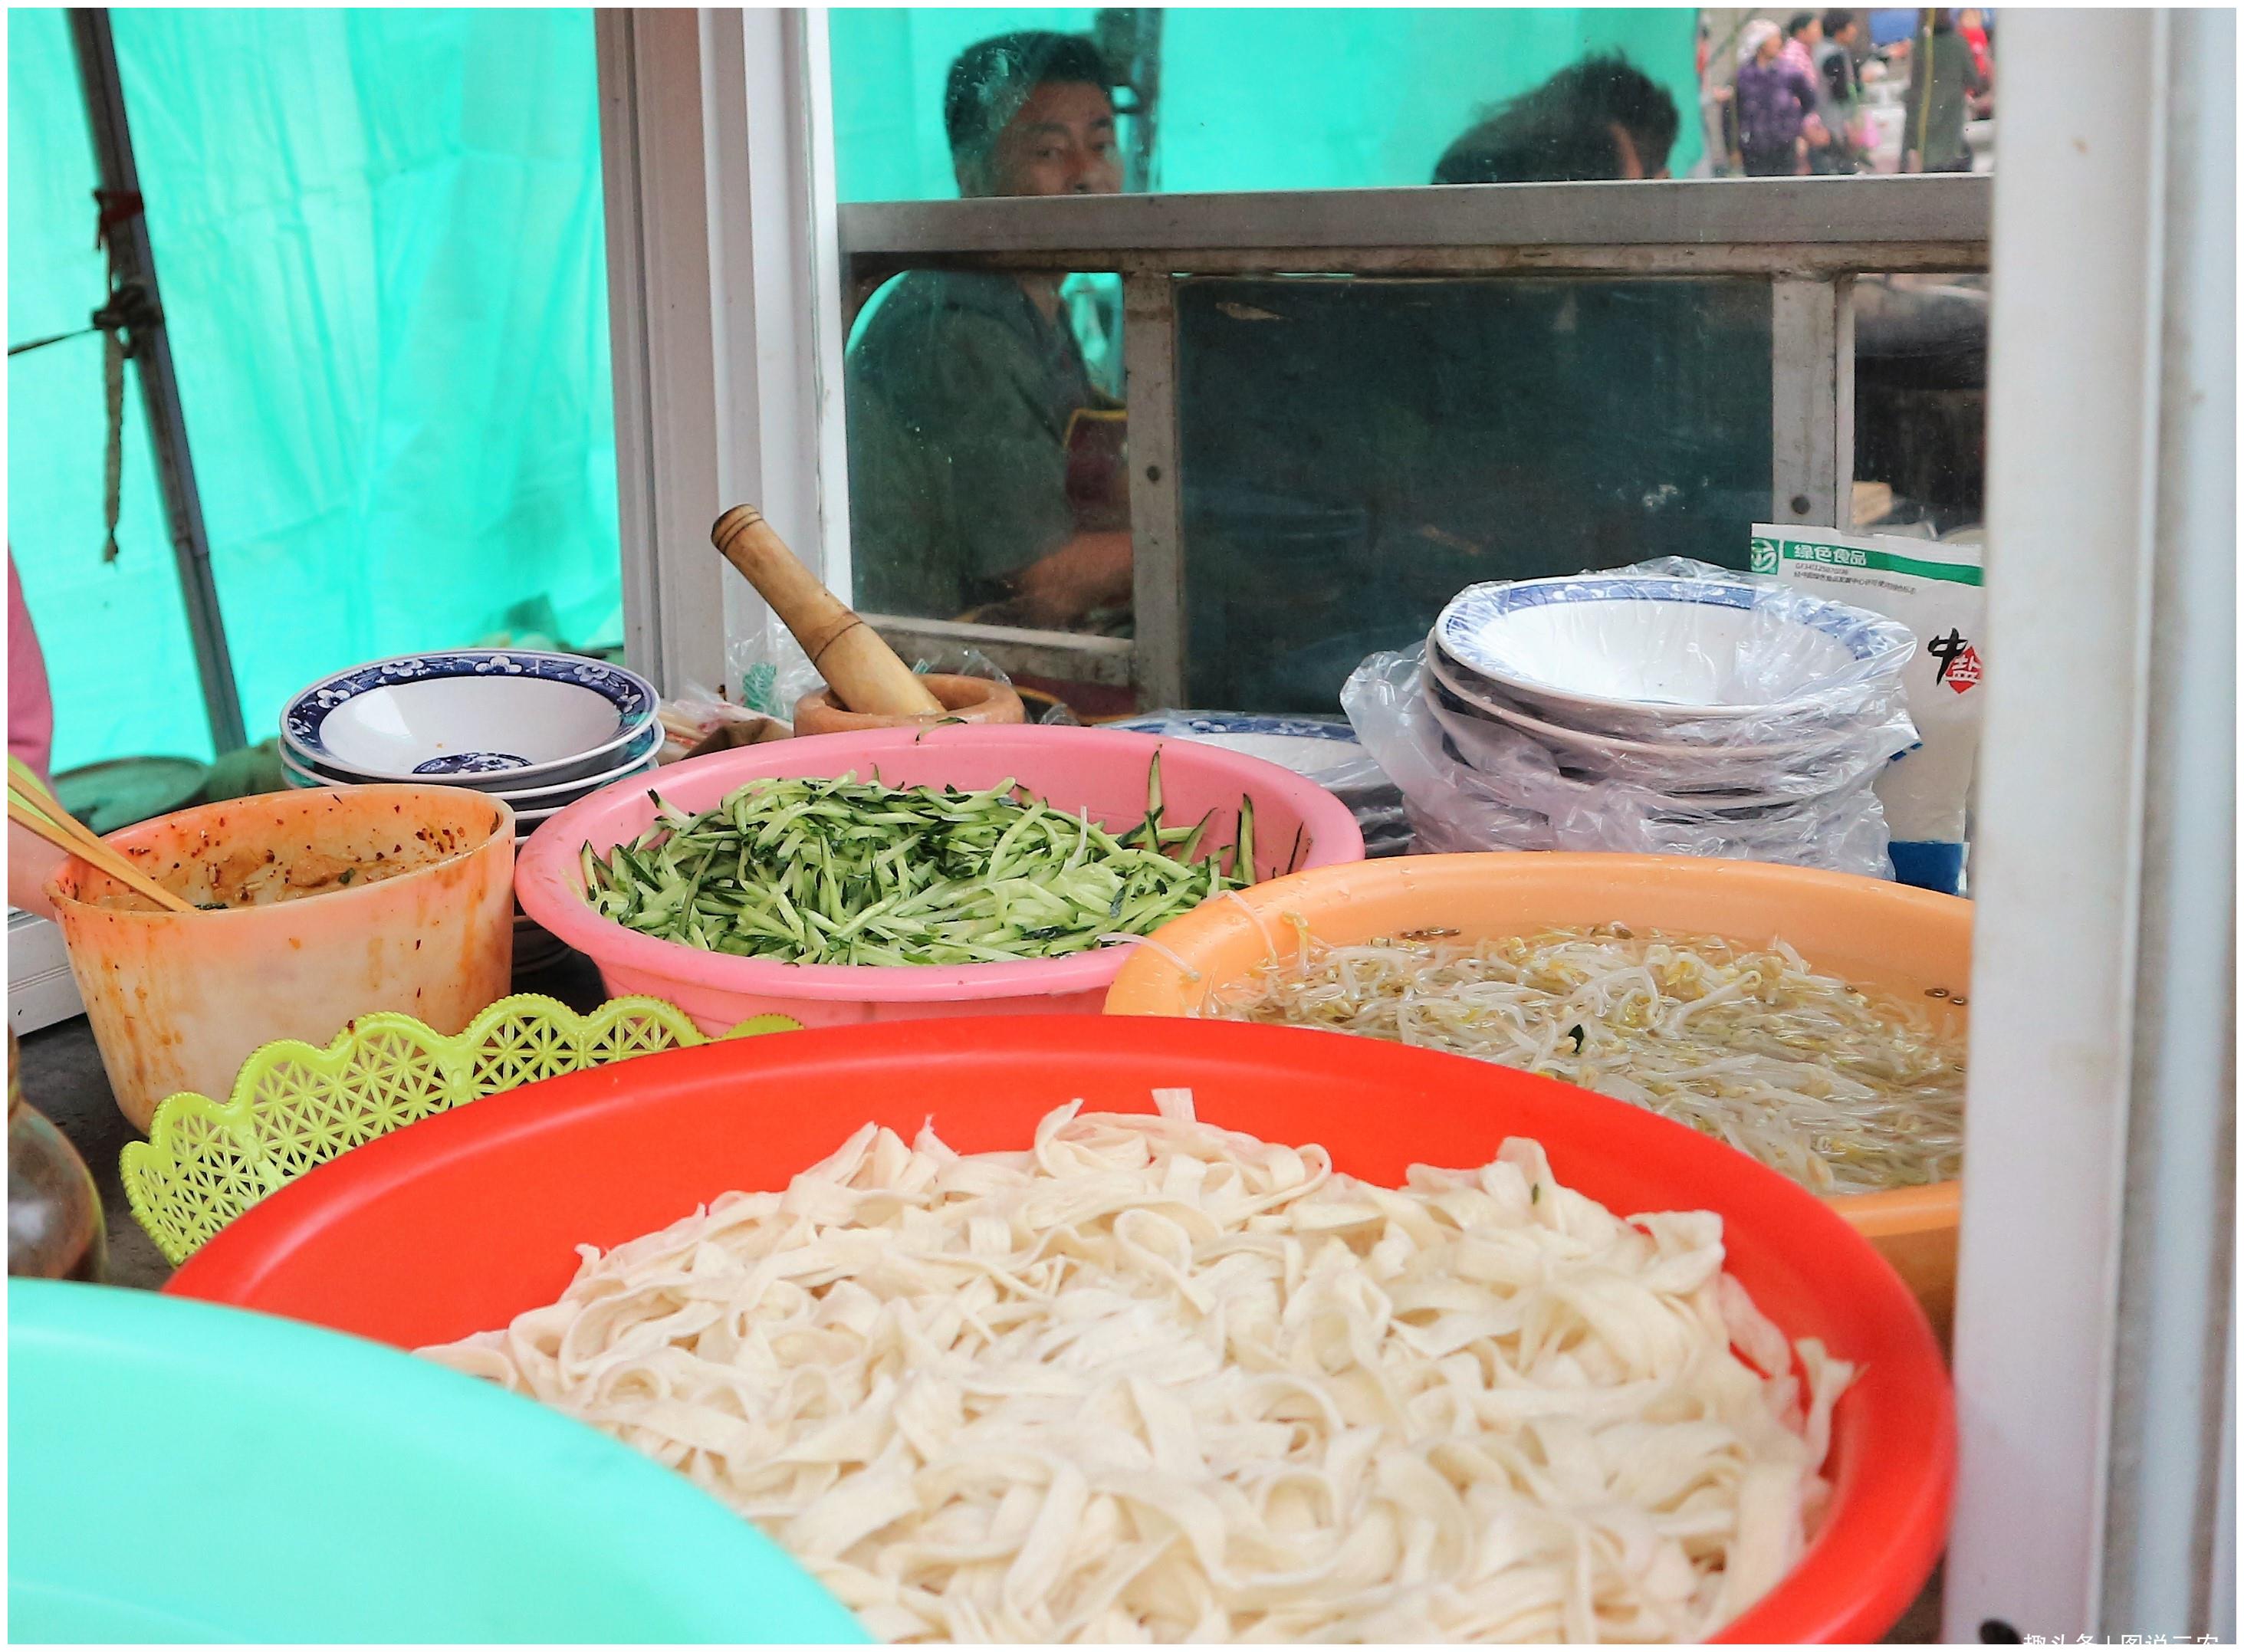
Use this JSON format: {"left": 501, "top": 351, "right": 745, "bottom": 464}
{"left": 1201, "top": 924, "right": 1966, "bottom": 1195}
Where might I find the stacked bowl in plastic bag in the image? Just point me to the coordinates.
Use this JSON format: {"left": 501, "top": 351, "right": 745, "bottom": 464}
{"left": 1342, "top": 560, "right": 1920, "bottom": 879}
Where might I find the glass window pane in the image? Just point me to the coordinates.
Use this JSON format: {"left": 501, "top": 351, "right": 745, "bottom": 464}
{"left": 1851, "top": 272, "right": 1986, "bottom": 536}
{"left": 1176, "top": 274, "right": 1773, "bottom": 713}
{"left": 846, "top": 266, "right": 1130, "bottom": 626}
{"left": 830, "top": 7, "right": 1706, "bottom": 199}
{"left": 1700, "top": 8, "right": 1996, "bottom": 178}
{"left": 831, "top": 8, "right": 2000, "bottom": 199}
{"left": 843, "top": 262, "right": 1136, "bottom": 715}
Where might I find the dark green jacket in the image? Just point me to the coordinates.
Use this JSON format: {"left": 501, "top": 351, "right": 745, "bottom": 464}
{"left": 845, "top": 271, "right": 1093, "bottom": 619}
{"left": 1904, "top": 31, "right": 1986, "bottom": 172}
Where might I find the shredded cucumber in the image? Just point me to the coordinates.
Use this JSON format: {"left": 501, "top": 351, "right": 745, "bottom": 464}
{"left": 581, "top": 757, "right": 1292, "bottom": 966}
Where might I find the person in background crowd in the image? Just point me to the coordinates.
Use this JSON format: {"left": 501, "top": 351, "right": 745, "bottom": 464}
{"left": 1957, "top": 7, "right": 1993, "bottom": 86}
{"left": 8, "top": 555, "right": 64, "bottom": 921}
{"left": 1812, "top": 9, "right": 1867, "bottom": 175}
{"left": 1782, "top": 15, "right": 1833, "bottom": 151}
{"left": 845, "top": 32, "right": 1131, "bottom": 631}
{"left": 1432, "top": 54, "right": 1681, "bottom": 184}
{"left": 1782, "top": 12, "right": 1822, "bottom": 77}
{"left": 1902, "top": 9, "right": 1987, "bottom": 173}
{"left": 1735, "top": 19, "right": 1828, "bottom": 176}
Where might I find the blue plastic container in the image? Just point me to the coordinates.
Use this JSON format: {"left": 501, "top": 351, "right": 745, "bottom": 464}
{"left": 8, "top": 1279, "right": 866, "bottom": 1644}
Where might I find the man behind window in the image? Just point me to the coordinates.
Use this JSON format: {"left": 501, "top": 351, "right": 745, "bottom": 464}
{"left": 1432, "top": 54, "right": 1681, "bottom": 183}
{"left": 846, "top": 31, "right": 1132, "bottom": 632}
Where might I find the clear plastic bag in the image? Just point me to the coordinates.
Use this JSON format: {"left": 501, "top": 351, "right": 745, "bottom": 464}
{"left": 733, "top": 629, "right": 1037, "bottom": 721}
{"left": 732, "top": 616, "right": 820, "bottom": 722}
{"left": 1344, "top": 645, "right": 1901, "bottom": 879}
{"left": 656, "top": 685, "right": 787, "bottom": 764}
{"left": 1348, "top": 555, "right": 1920, "bottom": 878}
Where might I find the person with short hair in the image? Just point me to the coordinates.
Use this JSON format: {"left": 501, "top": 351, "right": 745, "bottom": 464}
{"left": 845, "top": 31, "right": 1132, "bottom": 630}
{"left": 1812, "top": 9, "right": 1866, "bottom": 175}
{"left": 1432, "top": 54, "right": 1681, "bottom": 184}
{"left": 1783, "top": 13, "right": 1835, "bottom": 156}
{"left": 1782, "top": 11, "right": 1823, "bottom": 77}
{"left": 1734, "top": 18, "right": 1825, "bottom": 176}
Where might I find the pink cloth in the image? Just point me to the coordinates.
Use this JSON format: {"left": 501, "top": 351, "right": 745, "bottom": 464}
{"left": 9, "top": 553, "right": 54, "bottom": 784}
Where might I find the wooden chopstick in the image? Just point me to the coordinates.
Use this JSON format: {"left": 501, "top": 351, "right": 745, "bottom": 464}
{"left": 8, "top": 756, "right": 120, "bottom": 864}
{"left": 6, "top": 777, "right": 197, "bottom": 914}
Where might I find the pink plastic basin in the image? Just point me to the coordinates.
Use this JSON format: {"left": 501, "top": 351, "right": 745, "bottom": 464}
{"left": 514, "top": 724, "right": 1365, "bottom": 1032}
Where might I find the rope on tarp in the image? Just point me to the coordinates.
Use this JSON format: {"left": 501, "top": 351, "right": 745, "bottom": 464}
{"left": 5, "top": 327, "right": 100, "bottom": 358}
{"left": 101, "top": 328, "right": 124, "bottom": 563}
{"left": 5, "top": 190, "right": 154, "bottom": 561}
{"left": 90, "top": 187, "right": 148, "bottom": 564}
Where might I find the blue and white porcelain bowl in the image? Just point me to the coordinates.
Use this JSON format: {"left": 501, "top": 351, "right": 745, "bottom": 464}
{"left": 1421, "top": 645, "right": 1855, "bottom": 770}
{"left": 279, "top": 724, "right": 662, "bottom": 802}
{"left": 1105, "top": 714, "right": 1395, "bottom": 800}
{"left": 1433, "top": 574, "right": 1913, "bottom": 732}
{"left": 280, "top": 755, "right": 657, "bottom": 839}
{"left": 279, "top": 652, "right": 659, "bottom": 787}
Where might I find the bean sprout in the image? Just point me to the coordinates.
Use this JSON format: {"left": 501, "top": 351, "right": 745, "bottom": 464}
{"left": 1198, "top": 924, "right": 1965, "bottom": 1195}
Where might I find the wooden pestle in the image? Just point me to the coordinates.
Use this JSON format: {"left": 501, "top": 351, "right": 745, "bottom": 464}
{"left": 711, "top": 504, "right": 945, "bottom": 718}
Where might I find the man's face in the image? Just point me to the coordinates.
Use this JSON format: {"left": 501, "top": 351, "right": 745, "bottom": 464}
{"left": 971, "top": 80, "right": 1120, "bottom": 198}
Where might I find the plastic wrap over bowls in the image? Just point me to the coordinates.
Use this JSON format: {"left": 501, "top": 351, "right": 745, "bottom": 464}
{"left": 1105, "top": 853, "right": 1972, "bottom": 1340}
{"left": 514, "top": 725, "right": 1365, "bottom": 1033}
{"left": 167, "top": 1016, "right": 1953, "bottom": 1644}
{"left": 8, "top": 1279, "right": 863, "bottom": 1642}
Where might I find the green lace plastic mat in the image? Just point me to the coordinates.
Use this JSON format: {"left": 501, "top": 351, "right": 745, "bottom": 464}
{"left": 122, "top": 994, "right": 798, "bottom": 1266}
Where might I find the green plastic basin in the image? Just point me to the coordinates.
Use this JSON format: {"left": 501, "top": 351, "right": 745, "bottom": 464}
{"left": 8, "top": 1279, "right": 866, "bottom": 1644}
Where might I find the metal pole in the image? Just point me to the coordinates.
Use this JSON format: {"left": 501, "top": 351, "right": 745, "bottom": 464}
{"left": 66, "top": 8, "right": 248, "bottom": 754}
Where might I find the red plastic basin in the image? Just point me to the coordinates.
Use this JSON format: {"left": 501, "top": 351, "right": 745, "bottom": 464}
{"left": 169, "top": 1016, "right": 1953, "bottom": 1644}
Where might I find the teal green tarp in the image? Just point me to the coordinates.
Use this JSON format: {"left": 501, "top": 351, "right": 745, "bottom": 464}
{"left": 7, "top": 8, "right": 619, "bottom": 772}
{"left": 830, "top": 7, "right": 1701, "bottom": 202}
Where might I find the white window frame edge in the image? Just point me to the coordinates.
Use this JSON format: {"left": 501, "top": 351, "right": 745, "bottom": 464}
{"left": 1943, "top": 8, "right": 2235, "bottom": 1641}
{"left": 599, "top": 8, "right": 850, "bottom": 703}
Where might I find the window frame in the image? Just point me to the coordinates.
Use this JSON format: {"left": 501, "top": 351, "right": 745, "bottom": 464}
{"left": 836, "top": 174, "right": 1989, "bottom": 704}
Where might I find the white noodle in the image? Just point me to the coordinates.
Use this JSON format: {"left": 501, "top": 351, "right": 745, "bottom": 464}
{"left": 1198, "top": 925, "right": 1966, "bottom": 1196}
{"left": 424, "top": 1094, "right": 1851, "bottom": 1644}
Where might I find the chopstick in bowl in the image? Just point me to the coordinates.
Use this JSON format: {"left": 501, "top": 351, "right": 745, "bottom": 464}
{"left": 8, "top": 757, "right": 196, "bottom": 914}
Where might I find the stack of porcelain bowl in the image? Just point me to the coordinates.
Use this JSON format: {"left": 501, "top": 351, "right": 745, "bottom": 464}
{"left": 1384, "top": 569, "right": 1919, "bottom": 875}
{"left": 279, "top": 650, "right": 660, "bottom": 970}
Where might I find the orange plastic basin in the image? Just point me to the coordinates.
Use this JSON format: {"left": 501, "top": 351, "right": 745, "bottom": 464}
{"left": 47, "top": 786, "right": 515, "bottom": 1131}
{"left": 1106, "top": 853, "right": 1970, "bottom": 1339}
